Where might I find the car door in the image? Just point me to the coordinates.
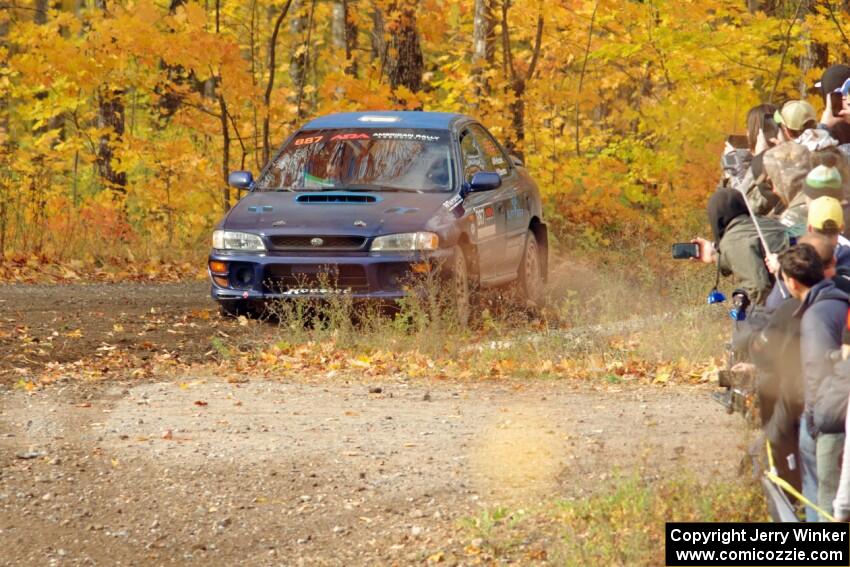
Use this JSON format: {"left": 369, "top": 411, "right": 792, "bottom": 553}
{"left": 463, "top": 125, "right": 524, "bottom": 279}
{"left": 459, "top": 126, "right": 508, "bottom": 282}
{"left": 471, "top": 125, "right": 529, "bottom": 276}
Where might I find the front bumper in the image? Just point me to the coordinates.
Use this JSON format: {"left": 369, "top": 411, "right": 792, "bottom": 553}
{"left": 208, "top": 249, "right": 454, "bottom": 303}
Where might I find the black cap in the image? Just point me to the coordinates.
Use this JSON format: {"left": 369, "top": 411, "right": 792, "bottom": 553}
{"left": 819, "top": 64, "right": 850, "bottom": 100}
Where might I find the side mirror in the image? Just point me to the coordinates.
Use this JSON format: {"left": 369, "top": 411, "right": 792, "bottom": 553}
{"left": 509, "top": 154, "right": 524, "bottom": 167}
{"left": 228, "top": 170, "right": 254, "bottom": 189}
{"left": 468, "top": 171, "right": 502, "bottom": 192}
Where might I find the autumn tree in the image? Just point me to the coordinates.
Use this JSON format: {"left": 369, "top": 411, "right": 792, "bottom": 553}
{"left": 1, "top": 0, "right": 850, "bottom": 267}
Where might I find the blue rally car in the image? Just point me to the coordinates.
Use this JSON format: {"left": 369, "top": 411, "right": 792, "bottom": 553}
{"left": 208, "top": 111, "right": 548, "bottom": 323}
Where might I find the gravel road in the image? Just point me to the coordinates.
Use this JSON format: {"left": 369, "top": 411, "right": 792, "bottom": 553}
{"left": 0, "top": 282, "right": 747, "bottom": 565}
{"left": 1, "top": 377, "right": 745, "bottom": 566}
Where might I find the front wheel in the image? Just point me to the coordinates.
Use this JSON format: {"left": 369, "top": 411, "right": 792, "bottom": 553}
{"left": 517, "top": 230, "right": 545, "bottom": 309}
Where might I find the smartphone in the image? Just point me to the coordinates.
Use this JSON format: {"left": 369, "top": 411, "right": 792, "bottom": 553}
{"left": 831, "top": 91, "right": 844, "bottom": 117}
{"left": 672, "top": 242, "right": 700, "bottom": 260}
{"left": 725, "top": 134, "right": 749, "bottom": 149}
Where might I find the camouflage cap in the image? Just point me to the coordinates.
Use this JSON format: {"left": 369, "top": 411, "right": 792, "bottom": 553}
{"left": 763, "top": 141, "right": 813, "bottom": 204}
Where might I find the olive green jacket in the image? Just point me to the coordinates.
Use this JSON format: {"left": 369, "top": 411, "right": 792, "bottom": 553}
{"left": 718, "top": 215, "right": 790, "bottom": 305}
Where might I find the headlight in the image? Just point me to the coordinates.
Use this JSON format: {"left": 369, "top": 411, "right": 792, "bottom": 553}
{"left": 370, "top": 232, "right": 439, "bottom": 252}
{"left": 212, "top": 230, "right": 266, "bottom": 252}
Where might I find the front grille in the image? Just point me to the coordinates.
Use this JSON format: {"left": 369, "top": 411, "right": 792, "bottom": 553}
{"left": 264, "top": 264, "right": 369, "bottom": 292}
{"left": 268, "top": 235, "right": 366, "bottom": 251}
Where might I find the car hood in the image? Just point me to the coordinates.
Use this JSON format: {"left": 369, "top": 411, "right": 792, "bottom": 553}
{"left": 222, "top": 190, "right": 455, "bottom": 237}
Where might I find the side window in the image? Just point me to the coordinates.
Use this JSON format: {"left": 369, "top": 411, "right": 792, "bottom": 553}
{"left": 460, "top": 129, "right": 492, "bottom": 183}
{"left": 469, "top": 125, "right": 511, "bottom": 178}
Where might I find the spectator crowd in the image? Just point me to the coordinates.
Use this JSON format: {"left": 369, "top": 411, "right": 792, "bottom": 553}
{"left": 692, "top": 64, "right": 850, "bottom": 522}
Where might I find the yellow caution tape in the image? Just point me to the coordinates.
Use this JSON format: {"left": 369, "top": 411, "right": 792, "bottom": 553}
{"left": 765, "top": 440, "right": 836, "bottom": 522}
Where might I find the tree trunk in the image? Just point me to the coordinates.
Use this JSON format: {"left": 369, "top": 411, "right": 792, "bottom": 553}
{"left": 332, "top": 0, "right": 346, "bottom": 49}
{"left": 797, "top": 0, "right": 828, "bottom": 98}
{"left": 500, "top": 1, "right": 543, "bottom": 153}
{"left": 472, "top": 0, "right": 496, "bottom": 64}
{"left": 34, "top": 0, "right": 48, "bottom": 24}
{"left": 0, "top": 15, "right": 7, "bottom": 260}
{"left": 370, "top": 4, "right": 384, "bottom": 63}
{"left": 511, "top": 80, "right": 525, "bottom": 149}
{"left": 472, "top": 0, "right": 495, "bottom": 104}
{"left": 96, "top": 86, "right": 127, "bottom": 196}
{"left": 262, "top": 0, "right": 295, "bottom": 164}
{"left": 343, "top": 0, "right": 358, "bottom": 75}
{"left": 294, "top": 0, "right": 317, "bottom": 120}
{"left": 92, "top": 0, "right": 126, "bottom": 196}
{"left": 218, "top": 93, "right": 231, "bottom": 212}
{"left": 384, "top": 0, "right": 423, "bottom": 93}
{"left": 333, "top": 0, "right": 359, "bottom": 76}
{"left": 289, "top": 0, "right": 307, "bottom": 100}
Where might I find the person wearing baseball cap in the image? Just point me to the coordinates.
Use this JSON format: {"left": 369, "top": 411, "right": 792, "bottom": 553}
{"left": 775, "top": 100, "right": 818, "bottom": 141}
{"left": 807, "top": 196, "right": 850, "bottom": 272}
{"left": 804, "top": 164, "right": 844, "bottom": 201}
{"left": 817, "top": 64, "right": 850, "bottom": 101}
{"left": 818, "top": 64, "right": 850, "bottom": 130}
{"left": 809, "top": 196, "right": 845, "bottom": 236}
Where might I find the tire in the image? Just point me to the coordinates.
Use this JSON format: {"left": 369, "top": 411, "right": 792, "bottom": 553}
{"left": 517, "top": 230, "right": 545, "bottom": 309}
{"left": 450, "top": 246, "right": 471, "bottom": 327}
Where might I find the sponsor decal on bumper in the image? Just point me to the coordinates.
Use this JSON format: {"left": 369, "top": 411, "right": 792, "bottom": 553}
{"left": 281, "top": 288, "right": 352, "bottom": 296}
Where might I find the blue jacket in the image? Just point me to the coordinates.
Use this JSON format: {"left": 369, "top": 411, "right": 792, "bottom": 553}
{"left": 767, "top": 247, "right": 850, "bottom": 312}
{"left": 765, "top": 280, "right": 791, "bottom": 313}
{"left": 836, "top": 244, "right": 850, "bottom": 270}
{"left": 796, "top": 280, "right": 849, "bottom": 427}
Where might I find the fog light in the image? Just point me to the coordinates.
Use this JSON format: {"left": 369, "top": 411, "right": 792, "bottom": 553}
{"left": 233, "top": 266, "right": 254, "bottom": 287}
{"left": 411, "top": 262, "right": 431, "bottom": 273}
{"left": 213, "top": 276, "right": 229, "bottom": 287}
{"left": 209, "top": 261, "right": 228, "bottom": 274}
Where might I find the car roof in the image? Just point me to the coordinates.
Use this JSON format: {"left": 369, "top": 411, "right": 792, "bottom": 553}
{"left": 300, "top": 111, "right": 469, "bottom": 131}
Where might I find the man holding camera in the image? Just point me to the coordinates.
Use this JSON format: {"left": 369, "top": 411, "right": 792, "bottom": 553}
{"left": 693, "top": 189, "right": 788, "bottom": 305}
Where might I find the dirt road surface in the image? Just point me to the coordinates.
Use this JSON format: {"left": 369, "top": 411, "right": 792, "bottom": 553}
{"left": 0, "top": 283, "right": 251, "bottom": 379}
{"left": 0, "top": 284, "right": 747, "bottom": 565}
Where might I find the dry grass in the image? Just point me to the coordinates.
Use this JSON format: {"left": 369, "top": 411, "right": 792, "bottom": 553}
{"left": 236, "top": 246, "right": 733, "bottom": 386}
{"left": 457, "top": 475, "right": 766, "bottom": 565}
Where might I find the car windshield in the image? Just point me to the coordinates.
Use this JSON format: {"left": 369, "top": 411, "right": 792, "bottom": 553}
{"left": 256, "top": 128, "right": 455, "bottom": 193}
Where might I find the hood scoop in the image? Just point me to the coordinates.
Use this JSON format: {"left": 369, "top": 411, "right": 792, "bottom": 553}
{"left": 295, "top": 192, "right": 381, "bottom": 204}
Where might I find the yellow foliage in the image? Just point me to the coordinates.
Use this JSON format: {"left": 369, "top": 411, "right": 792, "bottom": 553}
{"left": 1, "top": 0, "right": 849, "bottom": 265}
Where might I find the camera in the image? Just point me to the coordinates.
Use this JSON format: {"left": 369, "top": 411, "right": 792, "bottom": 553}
{"left": 714, "top": 366, "right": 756, "bottom": 418}
{"left": 707, "top": 288, "right": 727, "bottom": 304}
{"left": 729, "top": 289, "right": 751, "bottom": 321}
